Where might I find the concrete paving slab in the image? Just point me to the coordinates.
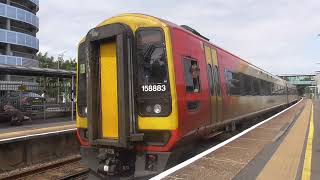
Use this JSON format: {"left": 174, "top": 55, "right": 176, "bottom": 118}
{"left": 157, "top": 99, "right": 306, "bottom": 180}
{"left": 256, "top": 100, "right": 312, "bottom": 180}
{"left": 0, "top": 121, "right": 75, "bottom": 143}
{"left": 165, "top": 158, "right": 244, "bottom": 180}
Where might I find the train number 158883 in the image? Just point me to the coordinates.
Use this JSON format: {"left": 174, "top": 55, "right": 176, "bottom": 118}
{"left": 141, "top": 85, "right": 166, "bottom": 92}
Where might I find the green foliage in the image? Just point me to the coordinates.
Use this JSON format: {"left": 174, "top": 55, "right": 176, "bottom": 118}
{"left": 36, "top": 52, "right": 76, "bottom": 71}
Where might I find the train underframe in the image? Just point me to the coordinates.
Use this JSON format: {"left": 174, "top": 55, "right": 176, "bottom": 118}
{"left": 80, "top": 146, "right": 171, "bottom": 179}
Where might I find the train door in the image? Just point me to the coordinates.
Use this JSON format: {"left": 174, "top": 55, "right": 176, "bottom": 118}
{"left": 211, "top": 48, "right": 223, "bottom": 122}
{"left": 204, "top": 46, "right": 222, "bottom": 125}
{"left": 85, "top": 24, "right": 134, "bottom": 148}
{"left": 100, "top": 41, "right": 119, "bottom": 139}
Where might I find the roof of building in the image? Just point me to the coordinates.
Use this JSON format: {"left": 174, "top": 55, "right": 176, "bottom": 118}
{"left": 0, "top": 64, "right": 75, "bottom": 78}
{"left": 278, "top": 74, "right": 316, "bottom": 77}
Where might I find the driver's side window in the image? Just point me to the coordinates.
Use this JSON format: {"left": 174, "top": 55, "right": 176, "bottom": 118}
{"left": 183, "top": 58, "right": 200, "bottom": 93}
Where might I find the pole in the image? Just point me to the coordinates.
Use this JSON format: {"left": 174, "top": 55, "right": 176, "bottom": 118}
{"left": 71, "top": 75, "right": 74, "bottom": 121}
{"left": 43, "top": 76, "right": 46, "bottom": 121}
{"left": 57, "top": 60, "right": 60, "bottom": 103}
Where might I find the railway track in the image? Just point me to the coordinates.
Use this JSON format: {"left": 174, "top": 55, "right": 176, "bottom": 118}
{"left": 0, "top": 155, "right": 89, "bottom": 180}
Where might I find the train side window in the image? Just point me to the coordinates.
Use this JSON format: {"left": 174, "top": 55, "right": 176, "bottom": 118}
{"left": 240, "top": 73, "right": 252, "bottom": 96}
{"left": 184, "top": 58, "right": 200, "bottom": 93}
{"left": 225, "top": 69, "right": 240, "bottom": 95}
{"left": 260, "top": 80, "right": 267, "bottom": 95}
{"left": 207, "top": 64, "right": 214, "bottom": 95}
{"left": 266, "top": 81, "right": 272, "bottom": 95}
{"left": 251, "top": 78, "right": 260, "bottom": 95}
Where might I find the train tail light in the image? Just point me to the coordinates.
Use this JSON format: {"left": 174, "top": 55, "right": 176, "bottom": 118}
{"left": 76, "top": 128, "right": 89, "bottom": 146}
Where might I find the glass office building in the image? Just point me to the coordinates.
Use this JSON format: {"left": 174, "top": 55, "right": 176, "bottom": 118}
{"left": 0, "top": 0, "right": 39, "bottom": 69}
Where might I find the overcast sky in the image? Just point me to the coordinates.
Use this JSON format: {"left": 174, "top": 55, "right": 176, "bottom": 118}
{"left": 38, "top": 0, "right": 320, "bottom": 75}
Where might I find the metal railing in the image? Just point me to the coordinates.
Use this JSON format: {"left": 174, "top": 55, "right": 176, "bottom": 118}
{"left": 0, "top": 79, "right": 75, "bottom": 122}
{"left": 27, "top": 0, "right": 39, "bottom": 7}
{"left": 0, "top": 54, "right": 39, "bottom": 67}
{"left": 0, "top": 3, "right": 39, "bottom": 28}
{"left": 0, "top": 29, "right": 39, "bottom": 50}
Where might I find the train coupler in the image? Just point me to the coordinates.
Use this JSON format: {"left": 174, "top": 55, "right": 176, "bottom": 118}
{"left": 96, "top": 148, "right": 135, "bottom": 176}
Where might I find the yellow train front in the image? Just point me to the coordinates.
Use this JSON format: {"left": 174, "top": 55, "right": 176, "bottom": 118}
{"left": 76, "top": 14, "right": 179, "bottom": 179}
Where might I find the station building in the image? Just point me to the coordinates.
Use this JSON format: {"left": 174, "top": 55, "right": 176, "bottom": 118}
{"left": 0, "top": 0, "right": 39, "bottom": 82}
{"left": 278, "top": 74, "right": 317, "bottom": 97}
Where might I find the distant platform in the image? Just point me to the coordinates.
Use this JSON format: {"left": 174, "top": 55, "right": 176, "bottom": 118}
{"left": 0, "top": 120, "right": 76, "bottom": 144}
{"left": 153, "top": 99, "right": 319, "bottom": 180}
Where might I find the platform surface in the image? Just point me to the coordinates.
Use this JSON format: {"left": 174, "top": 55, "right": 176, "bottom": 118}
{"left": 0, "top": 120, "right": 76, "bottom": 143}
{"left": 162, "top": 99, "right": 319, "bottom": 180}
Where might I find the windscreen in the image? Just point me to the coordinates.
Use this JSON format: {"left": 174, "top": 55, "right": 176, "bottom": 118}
{"left": 136, "top": 29, "right": 169, "bottom": 96}
{"left": 77, "top": 43, "right": 87, "bottom": 117}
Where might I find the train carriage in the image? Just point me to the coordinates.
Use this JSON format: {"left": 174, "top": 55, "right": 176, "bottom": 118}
{"left": 76, "top": 13, "right": 298, "bottom": 179}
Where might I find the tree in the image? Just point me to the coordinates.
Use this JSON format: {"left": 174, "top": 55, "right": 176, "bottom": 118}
{"left": 36, "top": 52, "right": 76, "bottom": 71}
{"left": 36, "top": 52, "right": 56, "bottom": 69}
{"left": 35, "top": 52, "right": 76, "bottom": 103}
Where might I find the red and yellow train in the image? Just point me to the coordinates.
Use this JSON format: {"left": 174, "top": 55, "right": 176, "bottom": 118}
{"left": 76, "top": 14, "right": 298, "bottom": 179}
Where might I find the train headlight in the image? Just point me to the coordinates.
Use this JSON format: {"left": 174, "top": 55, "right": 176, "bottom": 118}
{"left": 79, "top": 105, "right": 87, "bottom": 117}
{"left": 84, "top": 107, "right": 87, "bottom": 115}
{"left": 153, "top": 104, "right": 162, "bottom": 114}
{"left": 137, "top": 100, "right": 171, "bottom": 116}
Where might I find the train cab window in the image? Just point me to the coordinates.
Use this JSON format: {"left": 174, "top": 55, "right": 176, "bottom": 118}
{"left": 77, "top": 43, "right": 87, "bottom": 117}
{"left": 136, "top": 29, "right": 169, "bottom": 94}
{"left": 184, "top": 59, "right": 200, "bottom": 93}
{"left": 207, "top": 64, "right": 214, "bottom": 95}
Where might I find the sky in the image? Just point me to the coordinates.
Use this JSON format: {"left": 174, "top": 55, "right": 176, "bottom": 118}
{"left": 38, "top": 0, "right": 320, "bottom": 75}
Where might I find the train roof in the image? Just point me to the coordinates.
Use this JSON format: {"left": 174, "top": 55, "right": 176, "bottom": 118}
{"left": 94, "top": 14, "right": 287, "bottom": 84}
{"left": 136, "top": 14, "right": 285, "bottom": 83}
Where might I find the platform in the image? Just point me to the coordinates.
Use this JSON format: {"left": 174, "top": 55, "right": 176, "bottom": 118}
{"left": 0, "top": 121, "right": 76, "bottom": 144}
{"left": 153, "top": 99, "right": 319, "bottom": 180}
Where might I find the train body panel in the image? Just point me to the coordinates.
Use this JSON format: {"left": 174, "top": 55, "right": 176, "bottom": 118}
{"left": 170, "top": 27, "right": 210, "bottom": 137}
{"left": 76, "top": 13, "right": 299, "bottom": 178}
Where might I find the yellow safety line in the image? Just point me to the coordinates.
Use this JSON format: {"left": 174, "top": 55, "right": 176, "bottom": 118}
{"left": 302, "top": 103, "right": 314, "bottom": 180}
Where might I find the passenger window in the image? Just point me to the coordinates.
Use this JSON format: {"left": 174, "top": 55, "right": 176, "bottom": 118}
{"left": 184, "top": 59, "right": 200, "bottom": 93}
{"left": 240, "top": 74, "right": 252, "bottom": 95}
{"left": 207, "top": 64, "right": 214, "bottom": 95}
{"left": 225, "top": 69, "right": 240, "bottom": 95}
{"left": 252, "top": 78, "right": 260, "bottom": 95}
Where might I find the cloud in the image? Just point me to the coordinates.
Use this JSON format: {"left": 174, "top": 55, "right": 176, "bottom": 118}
{"left": 38, "top": 0, "right": 320, "bottom": 74}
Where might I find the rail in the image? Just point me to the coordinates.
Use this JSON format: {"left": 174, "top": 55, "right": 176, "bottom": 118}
{"left": 0, "top": 155, "right": 88, "bottom": 180}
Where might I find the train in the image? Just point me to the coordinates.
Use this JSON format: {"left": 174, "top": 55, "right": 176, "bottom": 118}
{"left": 76, "top": 14, "right": 299, "bottom": 179}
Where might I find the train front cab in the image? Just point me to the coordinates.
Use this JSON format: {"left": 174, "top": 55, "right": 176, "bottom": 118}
{"left": 76, "top": 15, "right": 179, "bottom": 178}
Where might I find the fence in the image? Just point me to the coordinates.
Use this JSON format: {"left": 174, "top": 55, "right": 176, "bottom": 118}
{"left": 0, "top": 77, "right": 75, "bottom": 122}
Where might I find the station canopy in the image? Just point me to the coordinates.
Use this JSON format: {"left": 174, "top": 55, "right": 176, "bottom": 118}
{"left": 0, "top": 64, "right": 75, "bottom": 78}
